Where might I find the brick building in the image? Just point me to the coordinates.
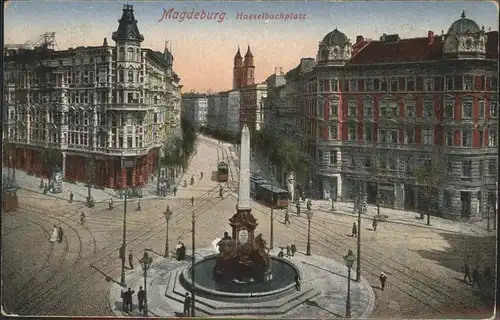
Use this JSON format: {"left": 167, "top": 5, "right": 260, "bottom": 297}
{"left": 3, "top": 4, "right": 182, "bottom": 189}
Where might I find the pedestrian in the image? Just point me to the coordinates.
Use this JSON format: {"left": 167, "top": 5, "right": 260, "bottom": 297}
{"left": 294, "top": 274, "right": 301, "bottom": 291}
{"left": 191, "top": 196, "right": 194, "bottom": 206}
{"left": 183, "top": 292, "right": 191, "bottom": 316}
{"left": 379, "top": 272, "right": 387, "bottom": 291}
{"left": 176, "top": 241, "right": 182, "bottom": 260}
{"left": 137, "top": 199, "right": 141, "bottom": 211}
{"left": 286, "top": 245, "right": 291, "bottom": 258}
{"left": 122, "top": 287, "right": 135, "bottom": 312}
{"left": 472, "top": 266, "right": 480, "bottom": 287}
{"left": 372, "top": 218, "right": 378, "bottom": 231}
{"left": 50, "top": 225, "right": 59, "bottom": 243}
{"left": 284, "top": 211, "right": 291, "bottom": 224}
{"left": 296, "top": 202, "right": 301, "bottom": 216}
{"left": 137, "top": 286, "right": 146, "bottom": 311}
{"left": 278, "top": 248, "right": 284, "bottom": 258}
{"left": 352, "top": 222, "right": 358, "bottom": 237}
{"left": 173, "top": 186, "right": 177, "bottom": 196}
{"left": 80, "top": 212, "right": 85, "bottom": 224}
{"left": 69, "top": 191, "right": 73, "bottom": 203}
{"left": 290, "top": 244, "right": 296, "bottom": 257}
{"left": 463, "top": 264, "right": 472, "bottom": 284}
{"left": 109, "top": 198, "right": 113, "bottom": 210}
{"left": 128, "top": 250, "right": 134, "bottom": 269}
{"left": 57, "top": 226, "right": 63, "bottom": 243}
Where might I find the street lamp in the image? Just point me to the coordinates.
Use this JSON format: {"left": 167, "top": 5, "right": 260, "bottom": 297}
{"left": 344, "top": 249, "right": 356, "bottom": 318}
{"left": 139, "top": 251, "right": 153, "bottom": 317}
{"left": 164, "top": 206, "right": 173, "bottom": 258}
{"left": 305, "top": 209, "right": 313, "bottom": 256}
{"left": 356, "top": 186, "right": 365, "bottom": 282}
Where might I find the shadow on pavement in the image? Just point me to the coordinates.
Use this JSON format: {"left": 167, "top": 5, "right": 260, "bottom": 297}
{"left": 90, "top": 264, "right": 122, "bottom": 285}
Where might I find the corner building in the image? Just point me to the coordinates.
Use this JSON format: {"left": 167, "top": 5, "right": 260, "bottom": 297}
{"left": 289, "top": 12, "right": 498, "bottom": 219}
{"left": 3, "top": 5, "right": 182, "bottom": 189}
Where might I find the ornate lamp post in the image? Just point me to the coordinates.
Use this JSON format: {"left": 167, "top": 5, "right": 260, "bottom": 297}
{"left": 305, "top": 209, "right": 313, "bottom": 256}
{"left": 139, "top": 251, "right": 153, "bottom": 317}
{"left": 344, "top": 249, "right": 356, "bottom": 318}
{"left": 163, "top": 206, "right": 173, "bottom": 257}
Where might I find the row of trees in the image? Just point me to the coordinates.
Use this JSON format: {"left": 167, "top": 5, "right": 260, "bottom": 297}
{"left": 200, "top": 127, "right": 240, "bottom": 144}
{"left": 161, "top": 118, "right": 198, "bottom": 172}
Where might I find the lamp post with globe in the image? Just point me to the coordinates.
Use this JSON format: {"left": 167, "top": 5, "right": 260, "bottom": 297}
{"left": 163, "top": 206, "right": 173, "bottom": 257}
{"left": 139, "top": 251, "right": 153, "bottom": 316}
{"left": 344, "top": 249, "right": 356, "bottom": 318}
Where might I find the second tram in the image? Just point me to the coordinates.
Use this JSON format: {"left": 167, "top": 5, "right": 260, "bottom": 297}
{"left": 217, "top": 161, "right": 229, "bottom": 182}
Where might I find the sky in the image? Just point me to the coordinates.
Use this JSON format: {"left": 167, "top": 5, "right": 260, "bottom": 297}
{"left": 4, "top": 1, "right": 499, "bottom": 93}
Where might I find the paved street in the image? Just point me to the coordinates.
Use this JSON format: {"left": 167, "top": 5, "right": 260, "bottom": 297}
{"left": 1, "top": 136, "right": 495, "bottom": 318}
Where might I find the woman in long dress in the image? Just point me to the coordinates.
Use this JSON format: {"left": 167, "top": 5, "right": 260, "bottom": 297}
{"left": 50, "top": 225, "right": 59, "bottom": 242}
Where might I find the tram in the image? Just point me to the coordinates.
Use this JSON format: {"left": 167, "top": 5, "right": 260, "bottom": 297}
{"left": 217, "top": 161, "right": 229, "bottom": 182}
{"left": 256, "top": 184, "right": 290, "bottom": 209}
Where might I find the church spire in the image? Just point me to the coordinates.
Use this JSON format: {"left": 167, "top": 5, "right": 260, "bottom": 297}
{"left": 234, "top": 46, "right": 242, "bottom": 60}
{"left": 112, "top": 4, "right": 144, "bottom": 42}
{"left": 245, "top": 45, "right": 253, "bottom": 58}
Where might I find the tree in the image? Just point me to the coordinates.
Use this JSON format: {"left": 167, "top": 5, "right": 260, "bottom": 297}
{"left": 180, "top": 118, "right": 197, "bottom": 169}
{"left": 415, "top": 148, "right": 447, "bottom": 225}
{"left": 40, "top": 147, "right": 62, "bottom": 179}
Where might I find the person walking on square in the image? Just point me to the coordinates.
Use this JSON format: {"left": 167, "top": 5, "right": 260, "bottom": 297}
{"left": 372, "top": 218, "right": 378, "bottom": 231}
{"left": 137, "top": 199, "right": 141, "bottom": 211}
{"left": 472, "top": 266, "right": 480, "bottom": 287}
{"left": 191, "top": 196, "right": 194, "bottom": 206}
{"left": 284, "top": 211, "right": 291, "bottom": 224}
{"left": 50, "top": 225, "right": 59, "bottom": 243}
{"left": 352, "top": 222, "right": 358, "bottom": 237}
{"left": 69, "top": 191, "right": 74, "bottom": 203}
{"left": 294, "top": 273, "right": 301, "bottom": 291}
{"left": 290, "top": 244, "right": 296, "bottom": 257}
{"left": 278, "top": 248, "right": 284, "bottom": 258}
{"left": 128, "top": 250, "right": 134, "bottom": 270}
{"left": 183, "top": 292, "right": 191, "bottom": 316}
{"left": 379, "top": 272, "right": 387, "bottom": 291}
{"left": 122, "top": 288, "right": 135, "bottom": 312}
{"left": 57, "top": 226, "right": 63, "bottom": 243}
{"left": 173, "top": 186, "right": 177, "bottom": 196}
{"left": 286, "top": 245, "right": 291, "bottom": 258}
{"left": 137, "top": 286, "right": 146, "bottom": 311}
{"left": 463, "top": 263, "right": 472, "bottom": 284}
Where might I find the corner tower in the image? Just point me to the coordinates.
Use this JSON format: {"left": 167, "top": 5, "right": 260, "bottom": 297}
{"left": 243, "top": 45, "right": 255, "bottom": 87}
{"left": 233, "top": 46, "right": 243, "bottom": 89}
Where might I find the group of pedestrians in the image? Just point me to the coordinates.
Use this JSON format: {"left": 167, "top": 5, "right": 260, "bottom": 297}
{"left": 49, "top": 225, "right": 64, "bottom": 243}
{"left": 121, "top": 286, "right": 147, "bottom": 313}
{"left": 463, "top": 264, "right": 493, "bottom": 287}
{"left": 351, "top": 217, "right": 379, "bottom": 237}
{"left": 277, "top": 244, "right": 297, "bottom": 258}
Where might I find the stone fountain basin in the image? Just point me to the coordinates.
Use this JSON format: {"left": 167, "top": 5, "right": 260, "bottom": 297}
{"left": 180, "top": 254, "right": 300, "bottom": 300}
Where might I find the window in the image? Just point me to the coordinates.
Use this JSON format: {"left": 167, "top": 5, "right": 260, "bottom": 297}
{"left": 319, "top": 80, "right": 324, "bottom": 92}
{"left": 461, "top": 101, "right": 472, "bottom": 118}
{"left": 119, "top": 47, "right": 125, "bottom": 60}
{"left": 373, "top": 79, "right": 380, "bottom": 92}
{"left": 329, "top": 151, "right": 337, "bottom": 165}
{"left": 390, "top": 77, "right": 398, "bottom": 91}
{"left": 364, "top": 100, "right": 373, "bottom": 117}
{"left": 405, "top": 128, "right": 415, "bottom": 143}
{"left": 424, "top": 77, "right": 434, "bottom": 91}
{"left": 329, "top": 124, "right": 338, "bottom": 139}
{"left": 444, "top": 100, "right": 454, "bottom": 118}
{"left": 389, "top": 158, "right": 396, "bottom": 170}
{"left": 478, "top": 129, "right": 483, "bottom": 147}
{"left": 406, "top": 77, "right": 415, "bottom": 91}
{"left": 128, "top": 70, "right": 133, "bottom": 82}
{"left": 365, "top": 157, "right": 371, "bottom": 168}
{"left": 446, "top": 76, "right": 454, "bottom": 91}
{"left": 365, "top": 123, "right": 372, "bottom": 141}
{"left": 405, "top": 101, "right": 415, "bottom": 117}
{"left": 491, "top": 101, "right": 498, "bottom": 118}
{"left": 331, "top": 79, "right": 338, "bottom": 92}
{"left": 424, "top": 100, "right": 434, "bottom": 118}
{"left": 488, "top": 128, "right": 497, "bottom": 147}
{"left": 445, "top": 131, "right": 453, "bottom": 146}
{"left": 379, "top": 129, "right": 387, "bottom": 143}
{"left": 390, "top": 101, "right": 398, "bottom": 117}
{"left": 365, "top": 79, "right": 373, "bottom": 92}
{"left": 422, "top": 129, "right": 433, "bottom": 144}
{"left": 488, "top": 159, "right": 497, "bottom": 175}
{"left": 128, "top": 93, "right": 133, "bottom": 103}
{"left": 348, "top": 124, "right": 357, "bottom": 140}
{"left": 462, "top": 129, "right": 472, "bottom": 147}
{"left": 127, "top": 47, "right": 134, "bottom": 60}
{"left": 348, "top": 100, "right": 357, "bottom": 116}
{"left": 479, "top": 99, "right": 485, "bottom": 119}
{"left": 447, "top": 161, "right": 453, "bottom": 175}
{"left": 479, "top": 160, "right": 484, "bottom": 176}
{"left": 379, "top": 156, "right": 387, "bottom": 169}
{"left": 390, "top": 130, "right": 398, "bottom": 143}
{"left": 349, "top": 79, "right": 357, "bottom": 92}
{"left": 119, "top": 70, "right": 124, "bottom": 82}
{"left": 463, "top": 75, "right": 473, "bottom": 90}
{"left": 330, "top": 100, "right": 338, "bottom": 116}
{"left": 443, "top": 191, "right": 452, "bottom": 208}
{"left": 380, "top": 102, "right": 389, "bottom": 117}
{"left": 381, "top": 78, "right": 388, "bottom": 91}
{"left": 462, "top": 160, "right": 472, "bottom": 177}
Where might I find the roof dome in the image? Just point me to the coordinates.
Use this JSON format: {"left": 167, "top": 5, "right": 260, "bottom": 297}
{"left": 447, "top": 10, "right": 481, "bottom": 35}
{"left": 321, "top": 28, "right": 350, "bottom": 47}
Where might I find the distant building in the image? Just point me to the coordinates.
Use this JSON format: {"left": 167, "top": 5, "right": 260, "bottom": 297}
{"left": 232, "top": 46, "right": 255, "bottom": 89}
{"left": 181, "top": 93, "right": 208, "bottom": 129}
{"left": 240, "top": 83, "right": 267, "bottom": 134}
{"left": 265, "top": 69, "right": 293, "bottom": 138}
{"left": 3, "top": 4, "right": 182, "bottom": 189}
{"left": 227, "top": 90, "right": 241, "bottom": 135}
{"left": 207, "top": 92, "right": 229, "bottom": 133}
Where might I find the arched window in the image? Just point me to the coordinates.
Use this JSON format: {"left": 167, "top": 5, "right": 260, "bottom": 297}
{"left": 128, "top": 70, "right": 134, "bottom": 82}
{"left": 119, "top": 47, "right": 125, "bottom": 60}
{"left": 119, "top": 70, "right": 124, "bottom": 82}
{"left": 127, "top": 47, "right": 134, "bottom": 61}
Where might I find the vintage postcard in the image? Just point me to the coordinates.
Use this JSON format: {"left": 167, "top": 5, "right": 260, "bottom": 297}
{"left": 2, "top": 1, "right": 498, "bottom": 318}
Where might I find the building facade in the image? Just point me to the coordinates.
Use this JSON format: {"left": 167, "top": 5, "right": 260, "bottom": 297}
{"left": 3, "top": 4, "right": 182, "bottom": 189}
{"left": 227, "top": 90, "right": 241, "bottom": 135}
{"left": 239, "top": 83, "right": 267, "bottom": 134}
{"left": 207, "top": 92, "right": 229, "bottom": 133}
{"left": 232, "top": 46, "right": 255, "bottom": 89}
{"left": 181, "top": 93, "right": 208, "bottom": 129}
{"left": 265, "top": 69, "right": 295, "bottom": 138}
{"left": 286, "top": 12, "right": 498, "bottom": 219}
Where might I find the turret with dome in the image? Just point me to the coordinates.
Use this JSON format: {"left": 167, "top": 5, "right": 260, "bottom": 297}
{"left": 443, "top": 10, "right": 487, "bottom": 58}
{"left": 316, "top": 27, "right": 352, "bottom": 65}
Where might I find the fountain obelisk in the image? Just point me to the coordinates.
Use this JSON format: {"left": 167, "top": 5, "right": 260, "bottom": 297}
{"left": 237, "top": 125, "right": 252, "bottom": 212}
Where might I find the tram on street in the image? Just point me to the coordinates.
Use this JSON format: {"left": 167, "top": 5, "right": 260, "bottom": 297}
{"left": 217, "top": 161, "right": 229, "bottom": 182}
{"left": 255, "top": 184, "right": 290, "bottom": 209}
{"left": 250, "top": 175, "right": 269, "bottom": 197}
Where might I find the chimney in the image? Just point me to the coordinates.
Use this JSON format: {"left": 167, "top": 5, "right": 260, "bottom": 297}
{"left": 428, "top": 30, "right": 435, "bottom": 46}
{"left": 356, "top": 35, "right": 364, "bottom": 43}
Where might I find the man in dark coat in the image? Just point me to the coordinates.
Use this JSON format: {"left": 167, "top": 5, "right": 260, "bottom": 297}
{"left": 463, "top": 264, "right": 472, "bottom": 283}
{"left": 296, "top": 202, "right": 301, "bottom": 216}
{"left": 379, "top": 272, "right": 387, "bottom": 291}
{"left": 128, "top": 250, "right": 134, "bottom": 269}
{"left": 352, "top": 222, "right": 358, "bottom": 237}
{"left": 191, "top": 197, "right": 195, "bottom": 206}
{"left": 69, "top": 191, "right": 74, "bottom": 203}
{"left": 277, "top": 249, "right": 284, "bottom": 258}
{"left": 294, "top": 274, "right": 301, "bottom": 291}
{"left": 290, "top": 244, "right": 297, "bottom": 257}
{"left": 173, "top": 186, "right": 177, "bottom": 196}
{"left": 286, "top": 245, "right": 291, "bottom": 258}
{"left": 284, "top": 211, "right": 291, "bottom": 224}
{"left": 122, "top": 288, "right": 135, "bottom": 312}
{"left": 137, "top": 286, "right": 146, "bottom": 311}
{"left": 57, "top": 227, "right": 63, "bottom": 243}
{"left": 372, "top": 218, "right": 378, "bottom": 231}
{"left": 183, "top": 292, "right": 191, "bottom": 316}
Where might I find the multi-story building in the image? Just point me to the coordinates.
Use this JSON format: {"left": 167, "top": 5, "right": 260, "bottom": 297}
{"left": 3, "top": 4, "right": 182, "bottom": 189}
{"left": 265, "top": 68, "right": 294, "bottom": 138}
{"left": 240, "top": 83, "right": 267, "bottom": 134}
{"left": 287, "top": 12, "right": 498, "bottom": 219}
{"left": 207, "top": 92, "right": 229, "bottom": 133}
{"left": 181, "top": 93, "right": 208, "bottom": 130}
{"left": 227, "top": 90, "right": 241, "bottom": 135}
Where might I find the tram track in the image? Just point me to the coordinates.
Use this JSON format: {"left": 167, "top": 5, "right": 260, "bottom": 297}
{"left": 8, "top": 139, "right": 238, "bottom": 315}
